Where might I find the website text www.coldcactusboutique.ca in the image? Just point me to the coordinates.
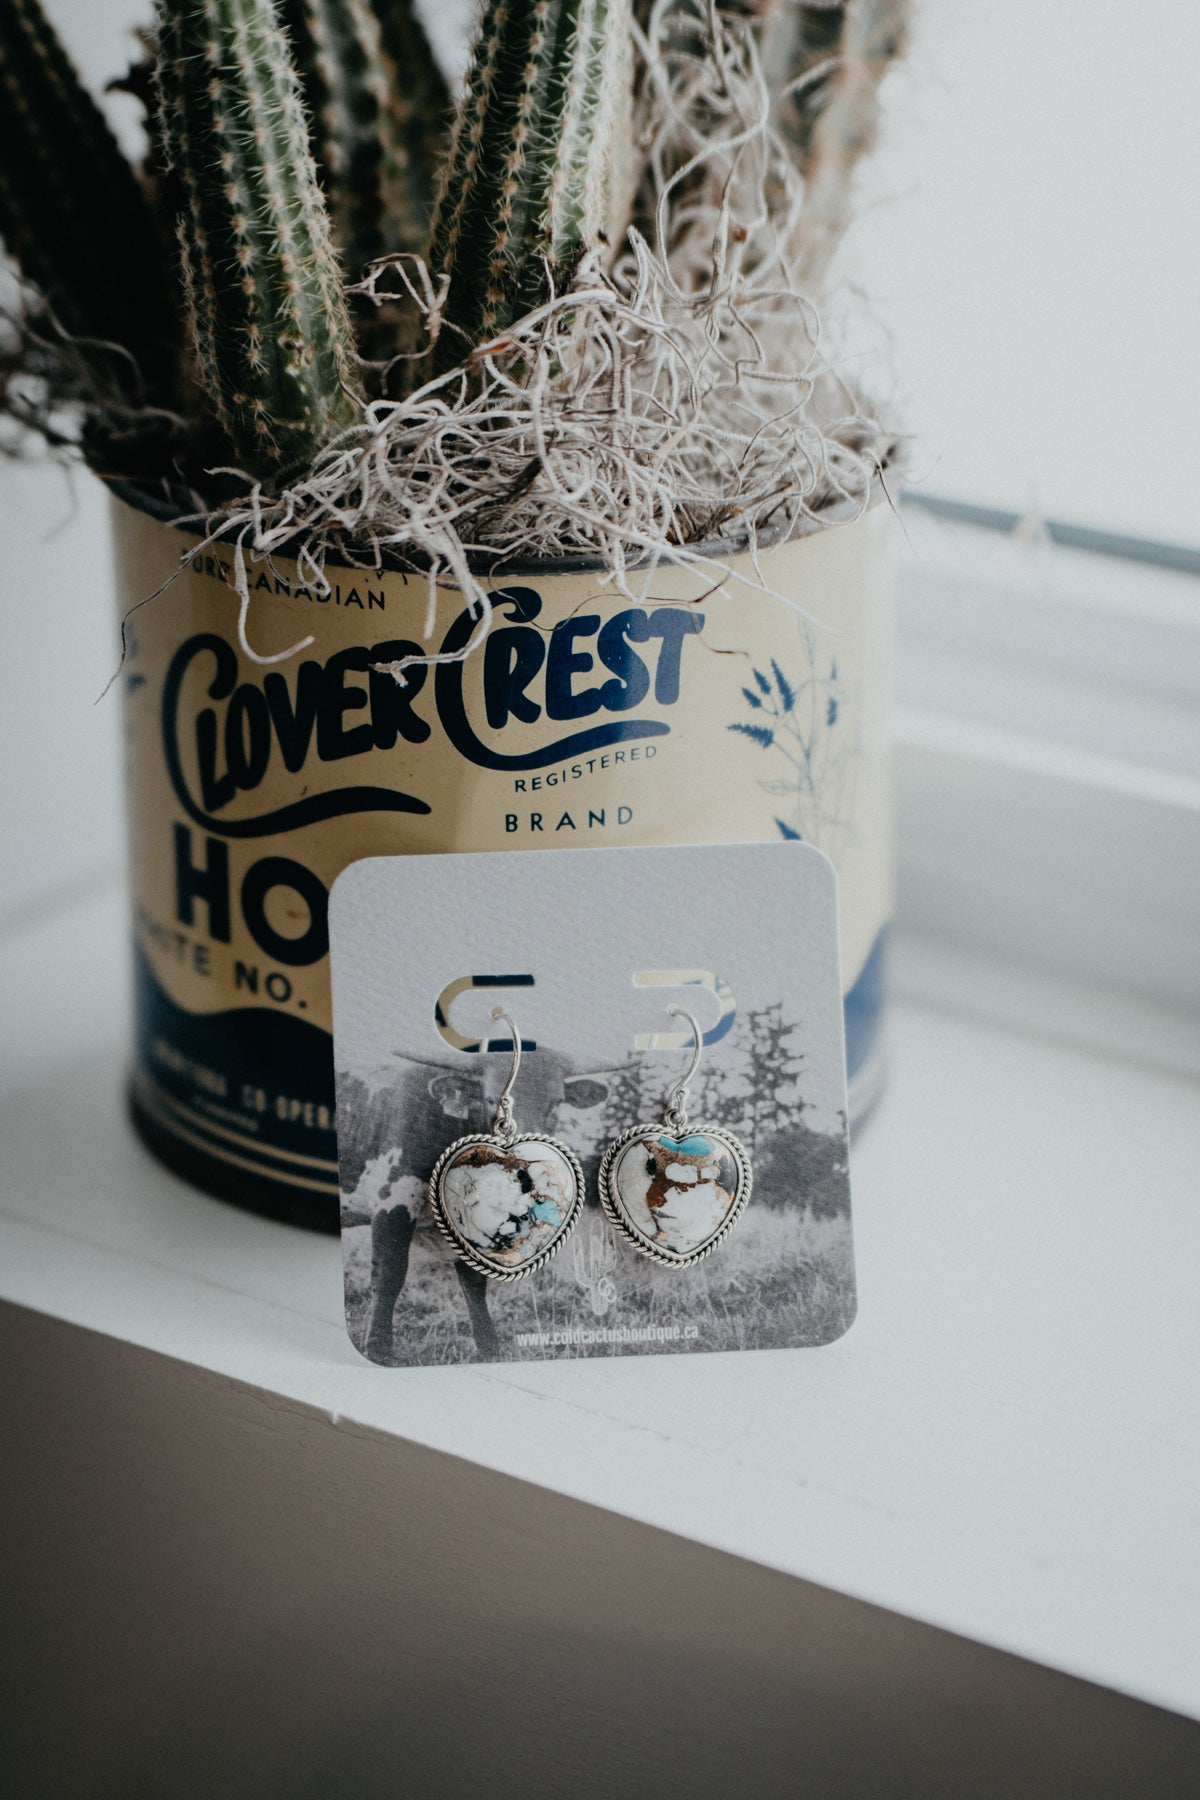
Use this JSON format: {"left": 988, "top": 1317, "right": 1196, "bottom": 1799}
{"left": 515, "top": 1323, "right": 702, "bottom": 1348}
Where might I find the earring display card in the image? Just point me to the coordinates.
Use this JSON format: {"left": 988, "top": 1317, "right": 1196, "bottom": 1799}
{"left": 330, "top": 842, "right": 858, "bottom": 1366}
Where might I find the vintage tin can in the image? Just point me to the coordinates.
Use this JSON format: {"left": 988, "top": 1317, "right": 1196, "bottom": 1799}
{"left": 113, "top": 488, "right": 893, "bottom": 1227}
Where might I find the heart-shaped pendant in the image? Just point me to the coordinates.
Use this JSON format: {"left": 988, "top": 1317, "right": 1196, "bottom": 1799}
{"left": 428, "top": 1007, "right": 584, "bottom": 1282}
{"left": 430, "top": 1131, "right": 584, "bottom": 1282}
{"left": 599, "top": 1122, "right": 752, "bottom": 1268}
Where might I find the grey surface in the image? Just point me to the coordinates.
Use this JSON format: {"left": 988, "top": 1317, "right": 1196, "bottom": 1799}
{"left": 332, "top": 844, "right": 854, "bottom": 1364}
{"left": 3, "top": 1303, "right": 1199, "bottom": 1799}
{"left": 331, "top": 843, "right": 848, "bottom": 1123}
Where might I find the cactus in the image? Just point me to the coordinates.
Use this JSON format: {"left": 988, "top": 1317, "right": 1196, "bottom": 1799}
{"left": 155, "top": 0, "right": 362, "bottom": 479}
{"left": 368, "top": 0, "right": 453, "bottom": 248}
{"left": 1, "top": 0, "right": 904, "bottom": 491}
{"left": 632, "top": 0, "right": 907, "bottom": 281}
{"left": 762, "top": 0, "right": 910, "bottom": 273}
{"left": 280, "top": 0, "right": 448, "bottom": 276}
{"left": 426, "top": 0, "right": 632, "bottom": 367}
{"left": 0, "top": 0, "right": 176, "bottom": 393}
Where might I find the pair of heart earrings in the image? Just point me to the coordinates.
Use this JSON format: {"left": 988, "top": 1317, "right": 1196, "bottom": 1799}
{"left": 429, "top": 1006, "right": 753, "bottom": 1283}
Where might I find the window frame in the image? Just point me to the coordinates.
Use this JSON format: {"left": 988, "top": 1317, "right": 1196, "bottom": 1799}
{"left": 892, "top": 496, "right": 1200, "bottom": 1050}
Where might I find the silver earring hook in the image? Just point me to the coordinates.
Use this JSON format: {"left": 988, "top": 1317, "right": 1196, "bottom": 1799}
{"left": 490, "top": 1006, "right": 521, "bottom": 1135}
{"left": 663, "top": 1004, "right": 703, "bottom": 1132}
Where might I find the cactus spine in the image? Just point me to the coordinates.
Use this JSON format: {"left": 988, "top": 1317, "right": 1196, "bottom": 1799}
{"left": 156, "top": 0, "right": 362, "bottom": 479}
{"left": 427, "top": 0, "right": 631, "bottom": 367}
{"left": 0, "top": 0, "right": 175, "bottom": 391}
{"left": 281, "top": 0, "right": 447, "bottom": 275}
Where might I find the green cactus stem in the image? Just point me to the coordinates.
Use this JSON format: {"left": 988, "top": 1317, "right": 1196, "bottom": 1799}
{"left": 763, "top": 0, "right": 910, "bottom": 275}
{"left": 156, "top": 0, "right": 363, "bottom": 481}
{"left": 0, "top": 0, "right": 176, "bottom": 394}
{"left": 426, "top": 0, "right": 631, "bottom": 369}
{"left": 631, "top": 0, "right": 906, "bottom": 281}
{"left": 368, "top": 0, "right": 453, "bottom": 250}
{"left": 757, "top": 0, "right": 843, "bottom": 157}
{"left": 281, "top": 0, "right": 447, "bottom": 277}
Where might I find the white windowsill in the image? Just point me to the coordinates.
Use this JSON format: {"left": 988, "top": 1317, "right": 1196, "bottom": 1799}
{"left": 2, "top": 878, "right": 1199, "bottom": 1723}
{"left": 1, "top": 463, "right": 1198, "bottom": 1724}
{"left": 893, "top": 502, "right": 1200, "bottom": 1034}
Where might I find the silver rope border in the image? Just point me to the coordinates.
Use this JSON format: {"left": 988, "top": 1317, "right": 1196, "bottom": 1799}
{"left": 597, "top": 1120, "right": 753, "bottom": 1271}
{"left": 428, "top": 1130, "right": 586, "bottom": 1284}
